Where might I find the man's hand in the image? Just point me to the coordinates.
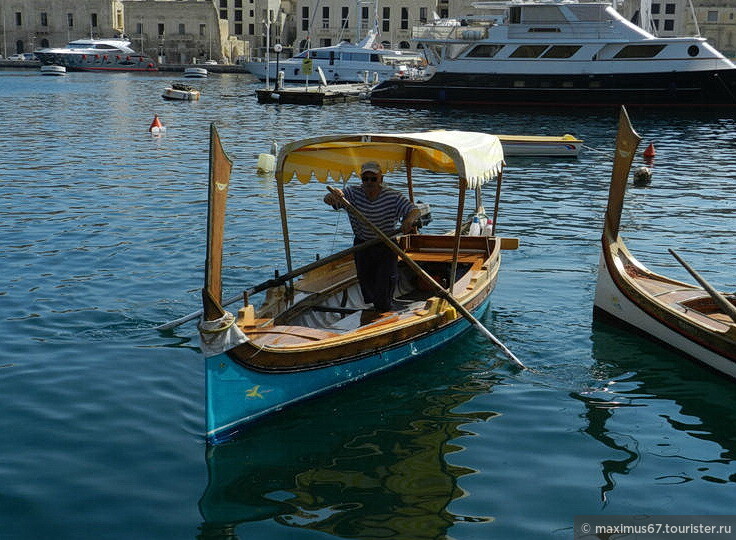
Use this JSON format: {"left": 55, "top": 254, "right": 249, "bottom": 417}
{"left": 324, "top": 188, "right": 344, "bottom": 209}
{"left": 400, "top": 208, "right": 422, "bottom": 234}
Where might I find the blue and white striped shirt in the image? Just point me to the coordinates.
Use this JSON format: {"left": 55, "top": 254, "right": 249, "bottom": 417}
{"left": 343, "top": 185, "right": 416, "bottom": 241}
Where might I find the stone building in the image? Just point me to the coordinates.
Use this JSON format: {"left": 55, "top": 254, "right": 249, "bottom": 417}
{"left": 291, "top": 0, "right": 439, "bottom": 52}
{"left": 686, "top": 1, "right": 736, "bottom": 57}
{"left": 122, "top": 0, "right": 244, "bottom": 64}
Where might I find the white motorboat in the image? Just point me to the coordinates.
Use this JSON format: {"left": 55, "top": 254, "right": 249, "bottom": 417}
{"left": 371, "top": 1, "right": 736, "bottom": 108}
{"left": 35, "top": 38, "right": 157, "bottom": 72}
{"left": 40, "top": 65, "right": 66, "bottom": 76}
{"left": 184, "top": 67, "right": 208, "bottom": 79}
{"left": 243, "top": 31, "right": 422, "bottom": 84}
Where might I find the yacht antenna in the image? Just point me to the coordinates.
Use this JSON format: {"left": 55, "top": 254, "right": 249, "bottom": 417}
{"left": 688, "top": 0, "right": 700, "bottom": 36}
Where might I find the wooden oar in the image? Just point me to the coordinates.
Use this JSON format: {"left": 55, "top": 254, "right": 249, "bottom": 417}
{"left": 155, "top": 231, "right": 398, "bottom": 331}
{"left": 326, "top": 186, "right": 525, "bottom": 369}
{"left": 668, "top": 249, "right": 736, "bottom": 323}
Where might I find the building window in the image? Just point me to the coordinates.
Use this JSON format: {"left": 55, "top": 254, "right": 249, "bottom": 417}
{"left": 136, "top": 22, "right": 143, "bottom": 34}
{"left": 419, "top": 7, "right": 427, "bottom": 24}
{"left": 249, "top": 23, "right": 254, "bottom": 35}
{"left": 221, "top": 9, "right": 228, "bottom": 18}
{"left": 220, "top": 0, "right": 227, "bottom": 6}
{"left": 651, "top": 3, "right": 660, "bottom": 14}
{"left": 235, "top": 0, "right": 242, "bottom": 7}
{"left": 235, "top": 23, "right": 243, "bottom": 34}
{"left": 707, "top": 11, "right": 718, "bottom": 23}
{"left": 41, "top": 12, "right": 48, "bottom": 26}
{"left": 179, "top": 23, "right": 185, "bottom": 35}
{"left": 401, "top": 7, "right": 408, "bottom": 30}
{"left": 341, "top": 7, "right": 349, "bottom": 29}
{"left": 382, "top": 7, "right": 390, "bottom": 32}
{"left": 68, "top": 13, "right": 74, "bottom": 27}
{"left": 200, "top": 24, "right": 206, "bottom": 36}
{"left": 302, "top": 6, "right": 309, "bottom": 31}
{"left": 361, "top": 6, "right": 369, "bottom": 28}
{"left": 249, "top": 10, "right": 254, "bottom": 17}
{"left": 158, "top": 23, "right": 165, "bottom": 36}
{"left": 653, "top": 19, "right": 660, "bottom": 29}
{"left": 322, "top": 6, "right": 329, "bottom": 29}
{"left": 235, "top": 10, "right": 243, "bottom": 21}
{"left": 15, "top": 12, "right": 21, "bottom": 26}
{"left": 665, "top": 3, "right": 675, "bottom": 14}
{"left": 91, "top": 13, "right": 98, "bottom": 27}
{"left": 663, "top": 19, "right": 674, "bottom": 30}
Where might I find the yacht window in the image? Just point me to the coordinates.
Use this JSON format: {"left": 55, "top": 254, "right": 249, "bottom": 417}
{"left": 528, "top": 27, "right": 560, "bottom": 33}
{"left": 509, "top": 45, "right": 548, "bottom": 58}
{"left": 509, "top": 6, "right": 521, "bottom": 24}
{"left": 613, "top": 44, "right": 666, "bottom": 58}
{"left": 371, "top": 53, "right": 380, "bottom": 62}
{"left": 687, "top": 45, "right": 699, "bottom": 57}
{"left": 466, "top": 44, "right": 503, "bottom": 58}
{"left": 541, "top": 45, "right": 581, "bottom": 58}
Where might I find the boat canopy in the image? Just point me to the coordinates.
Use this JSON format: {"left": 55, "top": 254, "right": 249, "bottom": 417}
{"left": 276, "top": 130, "right": 505, "bottom": 189}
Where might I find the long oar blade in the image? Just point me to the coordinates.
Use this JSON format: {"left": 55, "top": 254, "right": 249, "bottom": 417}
{"left": 326, "top": 186, "right": 525, "bottom": 369}
{"left": 669, "top": 249, "right": 736, "bottom": 323}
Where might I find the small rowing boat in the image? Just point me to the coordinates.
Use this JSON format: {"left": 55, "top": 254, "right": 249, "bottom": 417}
{"left": 594, "top": 107, "right": 736, "bottom": 379}
{"left": 162, "top": 82, "right": 200, "bottom": 101}
{"left": 179, "top": 126, "right": 523, "bottom": 444}
{"left": 498, "top": 134, "right": 582, "bottom": 157}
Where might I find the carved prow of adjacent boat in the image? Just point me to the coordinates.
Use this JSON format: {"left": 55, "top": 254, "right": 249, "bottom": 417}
{"left": 604, "top": 107, "right": 642, "bottom": 241}
{"left": 202, "top": 124, "right": 234, "bottom": 321}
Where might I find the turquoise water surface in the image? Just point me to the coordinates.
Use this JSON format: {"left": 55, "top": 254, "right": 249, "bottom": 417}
{"left": 0, "top": 69, "right": 734, "bottom": 539}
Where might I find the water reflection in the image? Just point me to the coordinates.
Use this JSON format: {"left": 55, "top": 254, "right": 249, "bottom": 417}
{"left": 197, "top": 350, "right": 502, "bottom": 539}
{"left": 574, "top": 321, "right": 736, "bottom": 504}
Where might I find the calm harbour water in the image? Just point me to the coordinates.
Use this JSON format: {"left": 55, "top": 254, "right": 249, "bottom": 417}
{"left": 0, "top": 69, "right": 734, "bottom": 539}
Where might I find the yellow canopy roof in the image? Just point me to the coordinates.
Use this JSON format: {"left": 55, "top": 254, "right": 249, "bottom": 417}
{"left": 275, "top": 130, "right": 505, "bottom": 189}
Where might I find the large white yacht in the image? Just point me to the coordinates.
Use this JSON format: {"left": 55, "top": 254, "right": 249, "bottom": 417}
{"left": 370, "top": 1, "right": 736, "bottom": 108}
{"left": 243, "top": 31, "right": 421, "bottom": 84}
{"left": 35, "top": 39, "right": 157, "bottom": 72}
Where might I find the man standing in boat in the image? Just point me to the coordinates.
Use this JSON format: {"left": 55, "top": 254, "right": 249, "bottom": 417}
{"left": 324, "top": 161, "right": 421, "bottom": 313}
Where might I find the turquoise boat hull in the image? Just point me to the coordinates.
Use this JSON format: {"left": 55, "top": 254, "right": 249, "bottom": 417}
{"left": 205, "top": 296, "right": 491, "bottom": 445}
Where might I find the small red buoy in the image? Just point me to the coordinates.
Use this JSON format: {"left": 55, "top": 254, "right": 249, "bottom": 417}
{"left": 149, "top": 114, "right": 163, "bottom": 132}
{"left": 643, "top": 143, "right": 656, "bottom": 158}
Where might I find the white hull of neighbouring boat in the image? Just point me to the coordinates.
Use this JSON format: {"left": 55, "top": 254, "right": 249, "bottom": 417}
{"left": 594, "top": 253, "right": 736, "bottom": 379}
{"left": 205, "top": 297, "right": 488, "bottom": 444}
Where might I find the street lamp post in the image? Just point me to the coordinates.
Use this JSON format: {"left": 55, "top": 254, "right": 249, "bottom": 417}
{"left": 274, "top": 43, "right": 282, "bottom": 90}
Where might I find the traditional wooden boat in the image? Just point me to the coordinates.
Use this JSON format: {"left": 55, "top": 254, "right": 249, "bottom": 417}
{"left": 498, "top": 134, "right": 582, "bottom": 157}
{"left": 594, "top": 107, "right": 736, "bottom": 379}
{"left": 195, "top": 126, "right": 522, "bottom": 444}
